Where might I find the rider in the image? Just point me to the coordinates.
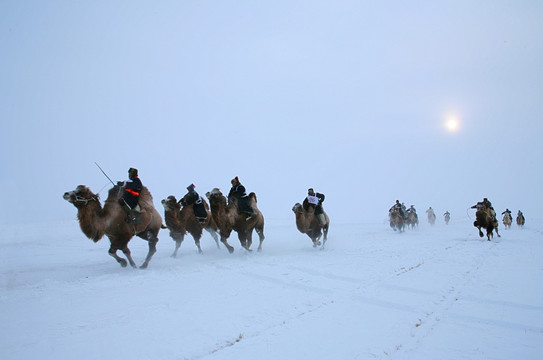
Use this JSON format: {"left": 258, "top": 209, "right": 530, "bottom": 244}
{"left": 303, "top": 188, "right": 326, "bottom": 226}
{"left": 228, "top": 176, "right": 255, "bottom": 220}
{"left": 390, "top": 200, "right": 407, "bottom": 219}
{"left": 179, "top": 184, "right": 207, "bottom": 224}
{"left": 482, "top": 197, "right": 497, "bottom": 221}
{"left": 118, "top": 167, "right": 143, "bottom": 224}
{"left": 407, "top": 205, "right": 417, "bottom": 216}
{"left": 501, "top": 208, "right": 512, "bottom": 218}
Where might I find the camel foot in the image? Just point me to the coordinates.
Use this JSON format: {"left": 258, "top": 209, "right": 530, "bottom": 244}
{"left": 119, "top": 259, "right": 128, "bottom": 268}
{"left": 139, "top": 263, "right": 148, "bottom": 269}
{"left": 227, "top": 247, "right": 234, "bottom": 254}
{"left": 171, "top": 253, "right": 177, "bottom": 258}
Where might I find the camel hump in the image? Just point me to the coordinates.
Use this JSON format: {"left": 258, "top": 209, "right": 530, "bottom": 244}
{"left": 138, "top": 187, "right": 155, "bottom": 210}
{"left": 248, "top": 192, "right": 257, "bottom": 203}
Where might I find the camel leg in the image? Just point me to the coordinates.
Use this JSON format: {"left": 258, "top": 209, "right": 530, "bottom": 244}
{"left": 321, "top": 225, "right": 329, "bottom": 249}
{"left": 108, "top": 246, "right": 129, "bottom": 267}
{"left": 171, "top": 232, "right": 184, "bottom": 258}
{"left": 495, "top": 226, "right": 501, "bottom": 238}
{"left": 140, "top": 239, "right": 157, "bottom": 269}
{"left": 122, "top": 247, "right": 138, "bottom": 268}
{"left": 140, "top": 231, "right": 158, "bottom": 269}
{"left": 220, "top": 236, "right": 234, "bottom": 254}
{"left": 238, "top": 231, "right": 252, "bottom": 252}
{"left": 255, "top": 227, "right": 265, "bottom": 252}
{"left": 193, "top": 235, "right": 203, "bottom": 254}
{"left": 206, "top": 228, "right": 221, "bottom": 249}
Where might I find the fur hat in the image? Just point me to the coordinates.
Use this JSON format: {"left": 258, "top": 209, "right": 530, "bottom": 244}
{"left": 308, "top": 188, "right": 314, "bottom": 193}
{"left": 231, "top": 176, "right": 239, "bottom": 185}
{"left": 187, "top": 184, "right": 195, "bottom": 191}
{"left": 128, "top": 168, "right": 138, "bottom": 177}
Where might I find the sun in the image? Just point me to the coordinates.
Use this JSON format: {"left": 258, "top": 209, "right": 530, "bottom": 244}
{"left": 444, "top": 116, "right": 460, "bottom": 133}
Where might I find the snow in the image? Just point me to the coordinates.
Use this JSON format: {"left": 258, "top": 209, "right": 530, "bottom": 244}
{"left": 1, "top": 216, "right": 542, "bottom": 360}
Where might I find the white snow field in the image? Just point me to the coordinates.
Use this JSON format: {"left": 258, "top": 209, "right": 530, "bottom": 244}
{"left": 1, "top": 216, "right": 542, "bottom": 360}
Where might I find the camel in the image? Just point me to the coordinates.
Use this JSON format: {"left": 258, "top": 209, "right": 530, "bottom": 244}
{"left": 472, "top": 202, "right": 501, "bottom": 241}
{"left": 426, "top": 207, "right": 436, "bottom": 225}
{"left": 292, "top": 203, "right": 330, "bottom": 248}
{"left": 389, "top": 207, "right": 405, "bottom": 232}
{"left": 502, "top": 212, "right": 512, "bottom": 229}
{"left": 161, "top": 195, "right": 220, "bottom": 256}
{"left": 444, "top": 212, "right": 451, "bottom": 225}
{"left": 516, "top": 211, "right": 525, "bottom": 227}
{"left": 205, "top": 188, "right": 265, "bottom": 252}
{"left": 406, "top": 210, "right": 418, "bottom": 229}
{"left": 63, "top": 185, "right": 162, "bottom": 268}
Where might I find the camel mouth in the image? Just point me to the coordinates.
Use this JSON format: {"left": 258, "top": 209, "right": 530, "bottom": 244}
{"left": 161, "top": 196, "right": 178, "bottom": 211}
{"left": 63, "top": 191, "right": 74, "bottom": 203}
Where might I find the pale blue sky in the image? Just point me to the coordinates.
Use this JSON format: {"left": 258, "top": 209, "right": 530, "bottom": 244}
{"left": 1, "top": 1, "right": 542, "bottom": 224}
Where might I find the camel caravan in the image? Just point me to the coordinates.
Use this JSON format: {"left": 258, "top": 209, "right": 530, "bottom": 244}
{"left": 64, "top": 167, "right": 530, "bottom": 268}
{"left": 64, "top": 170, "right": 272, "bottom": 268}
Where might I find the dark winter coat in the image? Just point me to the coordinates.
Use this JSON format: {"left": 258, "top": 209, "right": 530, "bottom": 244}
{"left": 180, "top": 190, "right": 207, "bottom": 219}
{"left": 228, "top": 183, "right": 254, "bottom": 214}
{"left": 303, "top": 193, "right": 325, "bottom": 215}
{"left": 121, "top": 176, "right": 142, "bottom": 209}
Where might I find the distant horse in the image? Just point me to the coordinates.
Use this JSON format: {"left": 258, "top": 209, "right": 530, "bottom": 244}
{"left": 472, "top": 202, "right": 500, "bottom": 241}
{"left": 516, "top": 211, "right": 525, "bottom": 227}
{"left": 502, "top": 212, "right": 512, "bottom": 229}
{"left": 426, "top": 207, "right": 436, "bottom": 226}
{"left": 389, "top": 207, "right": 405, "bottom": 232}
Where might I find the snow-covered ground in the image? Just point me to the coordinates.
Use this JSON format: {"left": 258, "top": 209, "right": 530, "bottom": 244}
{"left": 1, "top": 215, "right": 542, "bottom": 360}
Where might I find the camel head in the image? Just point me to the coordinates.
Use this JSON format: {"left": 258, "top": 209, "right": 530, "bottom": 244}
{"left": 292, "top": 203, "right": 303, "bottom": 214}
{"left": 206, "top": 188, "right": 226, "bottom": 204}
{"left": 63, "top": 185, "right": 99, "bottom": 207}
{"left": 472, "top": 202, "right": 485, "bottom": 211}
{"left": 161, "top": 195, "right": 180, "bottom": 212}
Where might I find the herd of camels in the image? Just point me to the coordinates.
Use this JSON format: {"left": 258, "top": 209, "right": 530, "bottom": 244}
{"left": 389, "top": 202, "right": 526, "bottom": 241}
{"left": 64, "top": 183, "right": 526, "bottom": 269}
{"left": 63, "top": 183, "right": 329, "bottom": 268}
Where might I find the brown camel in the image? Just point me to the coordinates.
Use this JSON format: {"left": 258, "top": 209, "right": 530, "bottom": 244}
{"left": 406, "top": 210, "right": 418, "bottom": 229}
{"left": 389, "top": 207, "right": 405, "bottom": 232}
{"left": 516, "top": 211, "right": 525, "bottom": 227}
{"left": 502, "top": 212, "right": 512, "bottom": 229}
{"left": 292, "top": 203, "right": 330, "bottom": 248}
{"left": 161, "top": 195, "right": 220, "bottom": 257}
{"left": 63, "top": 185, "right": 162, "bottom": 268}
{"left": 205, "top": 188, "right": 265, "bottom": 252}
{"left": 472, "top": 202, "right": 501, "bottom": 241}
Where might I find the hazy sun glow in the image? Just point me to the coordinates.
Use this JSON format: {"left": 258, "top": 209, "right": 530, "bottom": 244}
{"left": 445, "top": 116, "right": 460, "bottom": 132}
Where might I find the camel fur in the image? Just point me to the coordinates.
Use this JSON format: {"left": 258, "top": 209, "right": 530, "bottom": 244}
{"left": 206, "top": 188, "right": 265, "bottom": 252}
{"left": 161, "top": 195, "right": 220, "bottom": 256}
{"left": 389, "top": 207, "right": 405, "bottom": 232}
{"left": 502, "top": 213, "right": 512, "bottom": 229}
{"left": 292, "top": 202, "right": 330, "bottom": 248}
{"left": 63, "top": 185, "right": 162, "bottom": 268}
{"left": 472, "top": 202, "right": 501, "bottom": 241}
{"left": 516, "top": 212, "right": 525, "bottom": 227}
{"left": 406, "top": 210, "right": 418, "bottom": 229}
